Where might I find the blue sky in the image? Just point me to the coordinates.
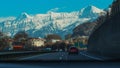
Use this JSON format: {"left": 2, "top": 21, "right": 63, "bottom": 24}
{"left": 0, "top": 0, "right": 113, "bottom": 17}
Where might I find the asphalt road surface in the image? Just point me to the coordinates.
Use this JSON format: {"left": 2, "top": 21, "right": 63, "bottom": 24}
{"left": 1, "top": 52, "right": 119, "bottom": 68}
{"left": 19, "top": 51, "right": 103, "bottom": 61}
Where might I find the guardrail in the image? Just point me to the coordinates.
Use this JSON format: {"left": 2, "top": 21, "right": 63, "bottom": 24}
{"left": 0, "top": 51, "right": 39, "bottom": 55}
{"left": 0, "top": 51, "right": 55, "bottom": 61}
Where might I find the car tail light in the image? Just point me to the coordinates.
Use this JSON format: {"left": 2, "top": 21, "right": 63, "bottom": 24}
{"left": 70, "top": 49, "right": 77, "bottom": 52}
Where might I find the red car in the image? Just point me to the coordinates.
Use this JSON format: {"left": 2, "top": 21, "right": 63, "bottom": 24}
{"left": 68, "top": 46, "right": 79, "bottom": 55}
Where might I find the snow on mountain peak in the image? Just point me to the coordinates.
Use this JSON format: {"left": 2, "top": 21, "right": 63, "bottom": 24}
{"left": 17, "top": 12, "right": 32, "bottom": 20}
{"left": 80, "top": 5, "right": 105, "bottom": 18}
{"left": 0, "top": 17, "right": 16, "bottom": 22}
{"left": 0, "top": 6, "right": 105, "bottom": 38}
{"left": 88, "top": 5, "right": 104, "bottom": 13}
{"left": 21, "top": 12, "right": 30, "bottom": 18}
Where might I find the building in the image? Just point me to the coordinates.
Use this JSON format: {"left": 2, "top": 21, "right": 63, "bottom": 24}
{"left": 27, "top": 38, "right": 45, "bottom": 47}
{"left": 64, "top": 39, "right": 74, "bottom": 45}
{"left": 12, "top": 42, "right": 24, "bottom": 50}
{"left": 6, "top": 39, "right": 13, "bottom": 50}
{"left": 45, "top": 38, "right": 62, "bottom": 44}
{"left": 50, "top": 39, "right": 61, "bottom": 43}
{"left": 72, "top": 36, "right": 89, "bottom": 44}
{"left": 1, "top": 38, "right": 14, "bottom": 51}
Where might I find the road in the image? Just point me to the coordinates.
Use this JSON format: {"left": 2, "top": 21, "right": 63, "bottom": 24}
{"left": 19, "top": 51, "right": 104, "bottom": 61}
{"left": 0, "top": 52, "right": 116, "bottom": 68}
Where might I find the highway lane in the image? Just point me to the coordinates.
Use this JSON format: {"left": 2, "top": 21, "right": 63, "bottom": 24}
{"left": 19, "top": 51, "right": 103, "bottom": 61}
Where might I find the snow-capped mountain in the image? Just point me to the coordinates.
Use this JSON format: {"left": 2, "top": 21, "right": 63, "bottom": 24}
{"left": 0, "top": 5, "right": 106, "bottom": 38}
{"left": 0, "top": 17, "right": 16, "bottom": 22}
{"left": 80, "top": 5, "right": 105, "bottom": 18}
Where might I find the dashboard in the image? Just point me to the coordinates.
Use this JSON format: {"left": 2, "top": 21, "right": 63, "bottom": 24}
{"left": 0, "top": 62, "right": 120, "bottom": 68}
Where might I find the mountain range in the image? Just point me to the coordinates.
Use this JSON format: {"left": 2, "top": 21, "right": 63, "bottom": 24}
{"left": 0, "top": 5, "right": 106, "bottom": 38}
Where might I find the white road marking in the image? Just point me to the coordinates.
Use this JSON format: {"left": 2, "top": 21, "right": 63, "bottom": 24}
{"left": 18, "top": 53, "right": 53, "bottom": 60}
{"left": 80, "top": 52, "right": 103, "bottom": 61}
{"left": 59, "top": 57, "right": 62, "bottom": 60}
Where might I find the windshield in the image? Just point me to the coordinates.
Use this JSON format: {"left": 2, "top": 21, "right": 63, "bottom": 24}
{"left": 0, "top": 0, "right": 117, "bottom": 61}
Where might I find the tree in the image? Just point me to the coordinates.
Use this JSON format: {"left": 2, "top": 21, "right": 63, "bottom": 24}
{"left": 45, "top": 34, "right": 62, "bottom": 41}
{"left": 0, "top": 36, "right": 12, "bottom": 50}
{"left": 65, "top": 34, "right": 72, "bottom": 40}
{"left": 13, "top": 31, "right": 29, "bottom": 49}
{"left": 0, "top": 31, "right": 4, "bottom": 36}
{"left": 14, "top": 31, "right": 29, "bottom": 41}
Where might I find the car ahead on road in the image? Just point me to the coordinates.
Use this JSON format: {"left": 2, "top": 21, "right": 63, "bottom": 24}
{"left": 68, "top": 46, "right": 79, "bottom": 55}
